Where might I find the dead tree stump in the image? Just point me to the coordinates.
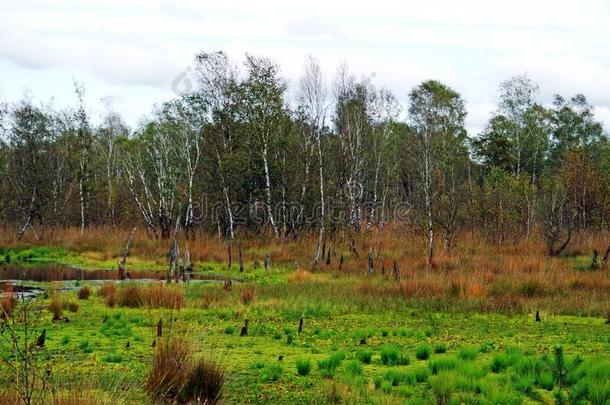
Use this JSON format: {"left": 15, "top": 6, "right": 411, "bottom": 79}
{"left": 240, "top": 319, "right": 249, "bottom": 336}
{"left": 339, "top": 254, "right": 344, "bottom": 271}
{"left": 591, "top": 249, "right": 599, "bottom": 270}
{"left": 228, "top": 243, "right": 232, "bottom": 271}
{"left": 326, "top": 247, "right": 332, "bottom": 265}
{"left": 118, "top": 227, "right": 136, "bottom": 281}
{"left": 264, "top": 253, "right": 270, "bottom": 271}
{"left": 224, "top": 278, "right": 232, "bottom": 291}
{"left": 298, "top": 317, "right": 303, "bottom": 334}
{"left": 535, "top": 311, "right": 541, "bottom": 322}
{"left": 157, "top": 319, "right": 163, "bottom": 337}
{"left": 36, "top": 329, "right": 46, "bottom": 347}
{"left": 602, "top": 244, "right": 610, "bottom": 266}
{"left": 239, "top": 248, "right": 244, "bottom": 273}
{"left": 367, "top": 250, "right": 374, "bottom": 274}
{"left": 393, "top": 260, "right": 400, "bottom": 281}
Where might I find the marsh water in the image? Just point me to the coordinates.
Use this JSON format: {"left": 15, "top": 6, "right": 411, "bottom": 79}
{"left": 0, "top": 264, "right": 227, "bottom": 297}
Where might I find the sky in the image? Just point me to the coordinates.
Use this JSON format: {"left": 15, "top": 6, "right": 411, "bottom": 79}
{"left": 1, "top": 0, "right": 610, "bottom": 134}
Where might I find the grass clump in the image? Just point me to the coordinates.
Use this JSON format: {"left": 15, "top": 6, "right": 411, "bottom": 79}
{"left": 343, "top": 360, "right": 363, "bottom": 378}
{"left": 429, "top": 372, "right": 458, "bottom": 404}
{"left": 47, "top": 296, "right": 63, "bottom": 320}
{"left": 429, "top": 357, "right": 460, "bottom": 375}
{"left": 182, "top": 358, "right": 225, "bottom": 403}
{"left": 259, "top": 363, "right": 282, "bottom": 382}
{"left": 356, "top": 349, "right": 373, "bottom": 364}
{"left": 296, "top": 358, "right": 312, "bottom": 376}
{"left": 318, "top": 351, "right": 345, "bottom": 378}
{"left": 77, "top": 286, "right": 91, "bottom": 300}
{"left": 434, "top": 343, "right": 447, "bottom": 354}
{"left": 415, "top": 345, "right": 431, "bottom": 360}
{"left": 458, "top": 346, "right": 479, "bottom": 361}
{"left": 380, "top": 344, "right": 408, "bottom": 366}
{"left": 146, "top": 337, "right": 224, "bottom": 403}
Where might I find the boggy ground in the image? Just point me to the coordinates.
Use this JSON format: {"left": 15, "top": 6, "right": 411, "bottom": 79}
{"left": 1, "top": 227, "right": 610, "bottom": 404}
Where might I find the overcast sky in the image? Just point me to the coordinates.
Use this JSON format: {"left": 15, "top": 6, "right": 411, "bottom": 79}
{"left": 1, "top": 0, "right": 610, "bottom": 134}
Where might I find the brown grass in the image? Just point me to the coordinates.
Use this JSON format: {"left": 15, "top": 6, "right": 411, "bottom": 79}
{"left": 1, "top": 225, "right": 609, "bottom": 316}
{"left": 97, "top": 283, "right": 116, "bottom": 299}
{"left": 48, "top": 296, "right": 64, "bottom": 320}
{"left": 77, "top": 286, "right": 92, "bottom": 300}
{"left": 146, "top": 337, "right": 192, "bottom": 403}
{"left": 239, "top": 285, "right": 256, "bottom": 305}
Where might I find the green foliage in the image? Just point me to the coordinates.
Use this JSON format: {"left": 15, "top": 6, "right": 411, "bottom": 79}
{"left": 259, "top": 363, "right": 282, "bottom": 383}
{"left": 343, "top": 360, "right": 363, "bottom": 378}
{"left": 318, "top": 351, "right": 345, "bottom": 378}
{"left": 434, "top": 343, "right": 447, "bottom": 354}
{"left": 457, "top": 346, "right": 478, "bottom": 361}
{"left": 415, "top": 345, "right": 431, "bottom": 360}
{"left": 380, "top": 344, "right": 408, "bottom": 366}
{"left": 295, "top": 358, "right": 312, "bottom": 376}
{"left": 355, "top": 349, "right": 373, "bottom": 364}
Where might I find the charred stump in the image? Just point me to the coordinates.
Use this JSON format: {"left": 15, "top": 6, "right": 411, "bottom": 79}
{"left": 240, "top": 319, "right": 249, "bottom": 337}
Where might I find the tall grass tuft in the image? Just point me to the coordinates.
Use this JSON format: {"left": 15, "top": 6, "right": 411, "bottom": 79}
{"left": 181, "top": 358, "right": 225, "bottom": 404}
{"left": 146, "top": 337, "right": 192, "bottom": 402}
{"left": 77, "top": 286, "right": 92, "bottom": 300}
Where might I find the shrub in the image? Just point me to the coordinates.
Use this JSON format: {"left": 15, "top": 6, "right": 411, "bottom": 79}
{"left": 355, "top": 349, "right": 373, "bottom": 364}
{"left": 48, "top": 296, "right": 64, "bottom": 320}
{"left": 318, "top": 352, "right": 345, "bottom": 378}
{"left": 296, "top": 358, "right": 312, "bottom": 376}
{"left": 181, "top": 358, "right": 225, "bottom": 404}
{"left": 416, "top": 345, "right": 431, "bottom": 360}
{"left": 146, "top": 337, "right": 192, "bottom": 402}
{"left": 380, "top": 344, "right": 408, "bottom": 366}
{"left": 223, "top": 325, "right": 236, "bottom": 335}
{"left": 240, "top": 286, "right": 256, "bottom": 305}
{"left": 77, "top": 286, "right": 91, "bottom": 300}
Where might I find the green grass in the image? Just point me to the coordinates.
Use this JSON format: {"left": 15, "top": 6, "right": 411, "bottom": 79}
{"left": 1, "top": 258, "right": 610, "bottom": 404}
{"left": 415, "top": 344, "right": 431, "bottom": 360}
{"left": 295, "top": 358, "right": 312, "bottom": 376}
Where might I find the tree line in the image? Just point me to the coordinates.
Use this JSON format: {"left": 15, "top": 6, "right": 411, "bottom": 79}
{"left": 1, "top": 51, "right": 608, "bottom": 262}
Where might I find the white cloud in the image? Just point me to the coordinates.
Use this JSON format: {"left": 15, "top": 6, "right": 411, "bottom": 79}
{"left": 0, "top": 0, "right": 609, "bottom": 132}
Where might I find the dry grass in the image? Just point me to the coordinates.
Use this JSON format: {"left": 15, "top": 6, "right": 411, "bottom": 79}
{"left": 1, "top": 225, "right": 609, "bottom": 316}
{"left": 77, "top": 286, "right": 92, "bottom": 300}
{"left": 48, "top": 296, "right": 64, "bottom": 320}
{"left": 107, "top": 284, "right": 185, "bottom": 310}
{"left": 239, "top": 285, "right": 256, "bottom": 305}
{"left": 146, "top": 337, "right": 192, "bottom": 403}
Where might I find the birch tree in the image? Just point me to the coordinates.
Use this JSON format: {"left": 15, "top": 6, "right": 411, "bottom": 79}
{"left": 298, "top": 56, "right": 328, "bottom": 266}
{"left": 333, "top": 65, "right": 371, "bottom": 231}
{"left": 240, "top": 55, "right": 288, "bottom": 237}
{"left": 407, "top": 80, "right": 467, "bottom": 266}
{"left": 195, "top": 51, "right": 240, "bottom": 239}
